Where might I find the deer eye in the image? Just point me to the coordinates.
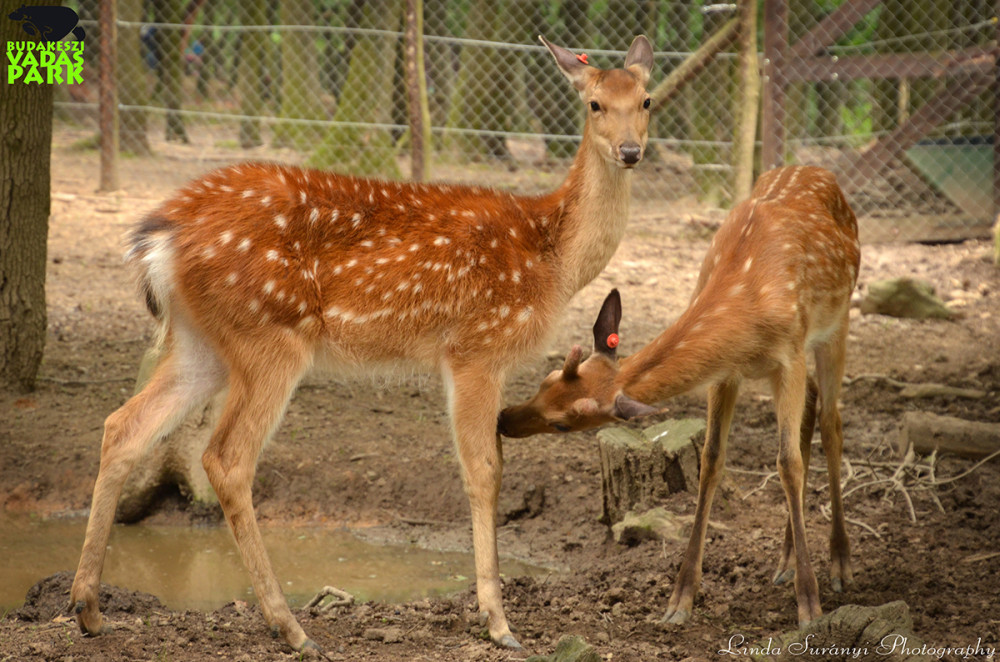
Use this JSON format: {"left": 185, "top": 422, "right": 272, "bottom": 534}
{"left": 643, "top": 97, "right": 651, "bottom": 109}
{"left": 552, "top": 423, "right": 572, "bottom": 433}
{"left": 589, "top": 101, "right": 601, "bottom": 112}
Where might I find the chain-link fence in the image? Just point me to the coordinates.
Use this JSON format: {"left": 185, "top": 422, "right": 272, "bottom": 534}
{"left": 58, "top": 1, "right": 996, "bottom": 242}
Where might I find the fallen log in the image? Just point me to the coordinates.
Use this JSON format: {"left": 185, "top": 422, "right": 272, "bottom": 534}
{"left": 897, "top": 411, "right": 1000, "bottom": 459}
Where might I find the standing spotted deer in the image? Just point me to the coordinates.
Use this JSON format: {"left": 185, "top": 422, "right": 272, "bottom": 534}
{"left": 70, "top": 36, "right": 654, "bottom": 655}
{"left": 498, "top": 166, "right": 860, "bottom": 627}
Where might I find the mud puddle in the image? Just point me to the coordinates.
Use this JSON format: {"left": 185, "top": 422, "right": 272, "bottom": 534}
{"left": 0, "top": 514, "right": 545, "bottom": 611}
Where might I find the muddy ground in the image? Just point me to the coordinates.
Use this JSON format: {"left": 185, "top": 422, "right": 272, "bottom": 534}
{"left": 2, "top": 129, "right": 999, "bottom": 661}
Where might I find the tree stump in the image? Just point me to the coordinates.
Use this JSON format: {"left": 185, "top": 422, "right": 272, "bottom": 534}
{"left": 597, "top": 418, "right": 704, "bottom": 525}
{"left": 117, "top": 343, "right": 221, "bottom": 522}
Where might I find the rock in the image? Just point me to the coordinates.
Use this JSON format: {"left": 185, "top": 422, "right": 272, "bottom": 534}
{"left": 761, "top": 601, "right": 936, "bottom": 661}
{"left": 363, "top": 626, "right": 403, "bottom": 643}
{"left": 526, "top": 635, "right": 602, "bottom": 662}
{"left": 860, "top": 277, "right": 954, "bottom": 320}
{"left": 611, "top": 507, "right": 686, "bottom": 546}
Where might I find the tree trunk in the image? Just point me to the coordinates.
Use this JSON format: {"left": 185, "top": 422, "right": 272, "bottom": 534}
{"left": 443, "top": 0, "right": 513, "bottom": 162}
{"left": 0, "top": 4, "right": 55, "bottom": 392}
{"left": 404, "top": 0, "right": 432, "bottom": 180}
{"left": 238, "top": 0, "right": 267, "bottom": 148}
{"left": 691, "top": 9, "right": 734, "bottom": 205}
{"left": 309, "top": 0, "right": 402, "bottom": 176}
{"left": 272, "top": 0, "right": 326, "bottom": 149}
{"left": 732, "top": 0, "right": 759, "bottom": 202}
{"left": 529, "top": 0, "right": 591, "bottom": 160}
{"left": 158, "top": 0, "right": 188, "bottom": 143}
{"left": 118, "top": 0, "right": 149, "bottom": 155}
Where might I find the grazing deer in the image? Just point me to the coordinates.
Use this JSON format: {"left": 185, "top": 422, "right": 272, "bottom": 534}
{"left": 498, "top": 166, "right": 860, "bottom": 627}
{"left": 69, "top": 36, "right": 654, "bottom": 654}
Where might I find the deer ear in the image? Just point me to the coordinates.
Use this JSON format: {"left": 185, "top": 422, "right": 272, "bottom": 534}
{"left": 571, "top": 397, "right": 605, "bottom": 418}
{"left": 539, "top": 35, "right": 592, "bottom": 91}
{"left": 592, "top": 289, "right": 622, "bottom": 359}
{"left": 612, "top": 393, "right": 661, "bottom": 421}
{"left": 562, "top": 344, "right": 584, "bottom": 378}
{"left": 624, "top": 35, "right": 654, "bottom": 87}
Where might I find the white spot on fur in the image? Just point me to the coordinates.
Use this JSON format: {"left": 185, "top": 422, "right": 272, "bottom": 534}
{"left": 263, "top": 281, "right": 275, "bottom": 295}
{"left": 237, "top": 238, "right": 251, "bottom": 252}
{"left": 219, "top": 231, "right": 233, "bottom": 245}
{"left": 226, "top": 272, "right": 237, "bottom": 285}
{"left": 275, "top": 214, "right": 288, "bottom": 229}
{"left": 434, "top": 236, "right": 451, "bottom": 246}
{"left": 266, "top": 249, "right": 279, "bottom": 261}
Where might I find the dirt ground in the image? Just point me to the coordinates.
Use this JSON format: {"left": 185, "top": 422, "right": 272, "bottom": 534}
{"left": 1, "top": 128, "right": 999, "bottom": 661}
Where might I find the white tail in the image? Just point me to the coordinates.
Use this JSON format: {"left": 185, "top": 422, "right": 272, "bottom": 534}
{"left": 70, "top": 36, "right": 655, "bottom": 654}
{"left": 499, "top": 165, "right": 861, "bottom": 627}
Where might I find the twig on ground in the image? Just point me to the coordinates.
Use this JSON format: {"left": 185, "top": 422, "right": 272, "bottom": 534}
{"left": 305, "top": 586, "right": 355, "bottom": 614}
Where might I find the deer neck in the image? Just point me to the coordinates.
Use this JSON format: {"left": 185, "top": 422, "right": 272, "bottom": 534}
{"left": 545, "top": 134, "right": 633, "bottom": 298}
{"left": 615, "top": 292, "right": 747, "bottom": 403}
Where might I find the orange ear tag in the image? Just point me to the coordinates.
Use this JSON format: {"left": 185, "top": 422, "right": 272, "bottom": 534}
{"left": 606, "top": 333, "right": 619, "bottom": 349}
{"left": 576, "top": 53, "right": 589, "bottom": 64}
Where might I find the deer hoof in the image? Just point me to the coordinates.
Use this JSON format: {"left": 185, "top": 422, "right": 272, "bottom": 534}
{"left": 662, "top": 608, "right": 691, "bottom": 625}
{"left": 773, "top": 568, "right": 795, "bottom": 586}
{"left": 73, "top": 600, "right": 107, "bottom": 636}
{"left": 297, "top": 639, "right": 324, "bottom": 658}
{"left": 494, "top": 633, "right": 523, "bottom": 650}
{"left": 831, "top": 576, "right": 843, "bottom": 593}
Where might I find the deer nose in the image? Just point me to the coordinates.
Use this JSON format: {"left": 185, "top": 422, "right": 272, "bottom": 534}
{"left": 619, "top": 143, "right": 642, "bottom": 165}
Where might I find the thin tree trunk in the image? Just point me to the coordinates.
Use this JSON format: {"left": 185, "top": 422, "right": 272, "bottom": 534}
{"left": 732, "top": 0, "right": 759, "bottom": 201}
{"left": 238, "top": 0, "right": 267, "bottom": 148}
{"left": 160, "top": 0, "right": 188, "bottom": 143}
{"left": 118, "top": 0, "right": 150, "bottom": 155}
{"left": 309, "top": 0, "right": 402, "bottom": 176}
{"left": 404, "top": 0, "right": 432, "bottom": 181}
{"left": 0, "top": 4, "right": 55, "bottom": 392}
{"left": 272, "top": 0, "right": 326, "bottom": 149}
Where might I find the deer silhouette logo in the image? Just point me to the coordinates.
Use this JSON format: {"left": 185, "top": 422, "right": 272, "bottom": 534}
{"left": 7, "top": 5, "right": 85, "bottom": 42}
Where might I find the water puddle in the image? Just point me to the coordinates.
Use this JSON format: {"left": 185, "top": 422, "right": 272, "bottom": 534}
{"left": 0, "top": 514, "right": 547, "bottom": 611}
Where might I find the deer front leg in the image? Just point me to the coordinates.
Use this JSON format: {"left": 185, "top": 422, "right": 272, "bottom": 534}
{"left": 445, "top": 364, "right": 520, "bottom": 649}
{"left": 663, "top": 378, "right": 739, "bottom": 625}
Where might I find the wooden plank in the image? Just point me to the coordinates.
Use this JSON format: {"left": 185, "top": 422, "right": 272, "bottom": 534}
{"left": 790, "top": 0, "right": 883, "bottom": 58}
{"left": 857, "top": 215, "right": 992, "bottom": 244}
{"left": 761, "top": 0, "right": 788, "bottom": 171}
{"left": 838, "top": 69, "right": 993, "bottom": 188}
{"left": 994, "top": 0, "right": 1000, "bottom": 217}
{"left": 785, "top": 47, "right": 994, "bottom": 84}
{"left": 648, "top": 17, "right": 739, "bottom": 110}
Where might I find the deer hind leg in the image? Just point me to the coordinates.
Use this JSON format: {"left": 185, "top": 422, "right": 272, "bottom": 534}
{"left": 774, "top": 376, "right": 818, "bottom": 586}
{"left": 199, "top": 339, "right": 317, "bottom": 653}
{"left": 71, "top": 331, "right": 225, "bottom": 636}
{"left": 443, "top": 362, "right": 519, "bottom": 649}
{"left": 663, "top": 377, "right": 739, "bottom": 625}
{"left": 815, "top": 325, "right": 852, "bottom": 592}
{"left": 771, "top": 355, "right": 822, "bottom": 626}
